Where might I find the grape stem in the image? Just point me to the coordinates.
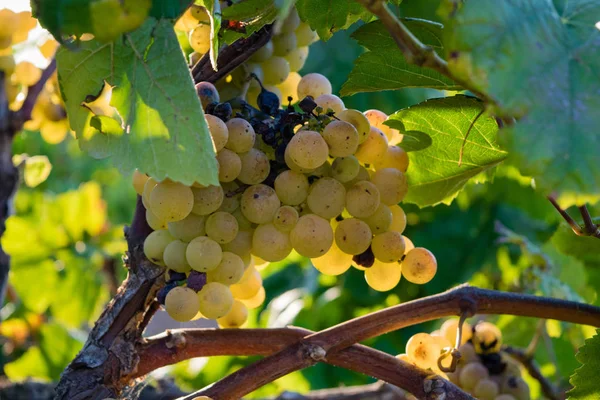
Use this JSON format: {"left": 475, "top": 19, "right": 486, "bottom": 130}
{"left": 168, "top": 285, "right": 600, "bottom": 400}
{"left": 547, "top": 194, "right": 600, "bottom": 239}
{"left": 504, "top": 346, "right": 564, "bottom": 400}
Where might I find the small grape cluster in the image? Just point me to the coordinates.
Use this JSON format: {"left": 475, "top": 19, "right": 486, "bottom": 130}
{"left": 399, "top": 319, "right": 531, "bottom": 400}
{"left": 0, "top": 9, "right": 66, "bottom": 143}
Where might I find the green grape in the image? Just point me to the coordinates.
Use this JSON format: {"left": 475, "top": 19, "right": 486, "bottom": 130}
{"left": 142, "top": 177, "right": 158, "bottom": 209}
{"left": 274, "top": 170, "right": 309, "bottom": 205}
{"left": 290, "top": 214, "right": 333, "bottom": 258}
{"left": 311, "top": 160, "right": 332, "bottom": 178}
{"left": 295, "top": 22, "right": 318, "bottom": 46}
{"left": 225, "top": 118, "right": 255, "bottom": 153}
{"left": 364, "top": 260, "right": 402, "bottom": 291}
{"left": 191, "top": 185, "right": 224, "bottom": 215}
{"left": 276, "top": 72, "right": 301, "bottom": 104}
{"left": 306, "top": 177, "right": 346, "bottom": 219}
{"left": 168, "top": 213, "right": 206, "bottom": 242}
{"left": 261, "top": 56, "right": 291, "bottom": 85}
{"left": 165, "top": 287, "right": 200, "bottom": 322}
{"left": 206, "top": 114, "right": 229, "bottom": 151}
{"left": 472, "top": 322, "right": 503, "bottom": 354}
{"left": 149, "top": 181, "right": 194, "bottom": 223}
{"left": 40, "top": 119, "right": 68, "bottom": 144}
{"left": 175, "top": 6, "right": 203, "bottom": 31}
{"left": 389, "top": 205, "right": 407, "bottom": 234}
{"left": 310, "top": 241, "right": 352, "bottom": 276}
{"left": 163, "top": 239, "right": 192, "bottom": 273}
{"left": 374, "top": 145, "right": 409, "bottom": 172}
{"left": 364, "top": 109, "right": 394, "bottom": 141}
{"left": 440, "top": 318, "right": 473, "bottom": 347}
{"left": 474, "top": 379, "right": 500, "bottom": 400}
{"left": 459, "top": 362, "right": 489, "bottom": 391}
{"left": 334, "top": 218, "right": 372, "bottom": 255}
{"left": 146, "top": 208, "right": 167, "bottom": 230}
{"left": 188, "top": 22, "right": 211, "bottom": 54}
{"left": 322, "top": 120, "right": 359, "bottom": 157}
{"left": 405, "top": 333, "right": 441, "bottom": 369}
{"left": 219, "top": 181, "right": 242, "bottom": 213}
{"left": 402, "top": 235, "right": 414, "bottom": 254}
{"left": 144, "top": 229, "right": 175, "bottom": 265}
{"left": 336, "top": 109, "right": 370, "bottom": 144}
{"left": 371, "top": 168, "right": 408, "bottom": 205}
{"left": 217, "top": 299, "right": 249, "bottom": 328}
{"left": 343, "top": 165, "right": 371, "bottom": 189}
{"left": 221, "top": 230, "right": 253, "bottom": 258}
{"left": 207, "top": 251, "right": 245, "bottom": 285}
{"left": 232, "top": 208, "right": 253, "bottom": 231}
{"left": 331, "top": 156, "right": 359, "bottom": 183}
{"left": 280, "top": 8, "right": 300, "bottom": 33}
{"left": 457, "top": 343, "right": 478, "bottom": 364}
{"left": 230, "top": 266, "right": 262, "bottom": 299}
{"left": 241, "top": 184, "right": 281, "bottom": 224}
{"left": 250, "top": 40, "right": 273, "bottom": 62}
{"left": 216, "top": 149, "right": 241, "bottom": 182}
{"left": 285, "top": 130, "right": 329, "bottom": 169}
{"left": 237, "top": 148, "right": 270, "bottom": 185}
{"left": 285, "top": 46, "right": 309, "bottom": 72}
{"left": 205, "top": 211, "right": 239, "bottom": 244}
{"left": 273, "top": 206, "right": 299, "bottom": 232}
{"left": 371, "top": 231, "right": 405, "bottom": 262}
{"left": 198, "top": 282, "right": 234, "bottom": 319}
{"left": 297, "top": 73, "right": 332, "bottom": 100}
{"left": 315, "top": 94, "right": 345, "bottom": 115}
{"left": 360, "top": 203, "right": 392, "bottom": 234}
{"left": 252, "top": 223, "right": 292, "bottom": 262}
{"left": 401, "top": 247, "right": 437, "bottom": 284}
{"left": 132, "top": 169, "right": 149, "bottom": 195}
{"left": 345, "top": 180, "right": 380, "bottom": 218}
{"left": 355, "top": 126, "right": 389, "bottom": 165}
{"left": 186, "top": 236, "right": 223, "bottom": 272}
{"left": 284, "top": 148, "right": 316, "bottom": 173}
{"left": 240, "top": 286, "right": 265, "bottom": 309}
{"left": 272, "top": 32, "right": 297, "bottom": 56}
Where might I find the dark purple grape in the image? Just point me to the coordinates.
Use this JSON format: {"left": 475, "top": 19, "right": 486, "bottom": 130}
{"left": 167, "top": 270, "right": 187, "bottom": 283}
{"left": 352, "top": 246, "right": 375, "bottom": 268}
{"left": 213, "top": 102, "right": 233, "bottom": 121}
{"left": 157, "top": 282, "right": 178, "bottom": 305}
{"left": 187, "top": 271, "right": 207, "bottom": 292}
{"left": 196, "top": 81, "right": 220, "bottom": 110}
{"left": 258, "top": 88, "right": 280, "bottom": 115}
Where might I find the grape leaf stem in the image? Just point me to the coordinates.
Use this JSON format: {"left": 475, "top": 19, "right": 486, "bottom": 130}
{"left": 547, "top": 194, "right": 600, "bottom": 239}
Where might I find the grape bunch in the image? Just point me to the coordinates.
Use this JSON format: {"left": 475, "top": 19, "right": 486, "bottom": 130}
{"left": 399, "top": 319, "right": 531, "bottom": 400}
{"left": 0, "top": 8, "right": 66, "bottom": 143}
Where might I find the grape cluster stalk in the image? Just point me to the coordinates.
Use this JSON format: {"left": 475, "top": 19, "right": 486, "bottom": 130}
{"left": 134, "top": 5, "right": 438, "bottom": 326}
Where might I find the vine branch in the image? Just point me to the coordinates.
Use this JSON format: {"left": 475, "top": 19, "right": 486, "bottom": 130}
{"left": 547, "top": 194, "right": 600, "bottom": 239}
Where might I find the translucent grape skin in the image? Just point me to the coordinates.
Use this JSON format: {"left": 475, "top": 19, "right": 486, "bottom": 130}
{"left": 389, "top": 205, "right": 407, "bottom": 234}
{"left": 205, "top": 211, "right": 239, "bottom": 244}
{"left": 261, "top": 56, "right": 291, "bottom": 85}
{"left": 273, "top": 206, "right": 299, "bottom": 232}
{"left": 285, "top": 46, "right": 309, "bottom": 72}
{"left": 146, "top": 208, "right": 167, "bottom": 230}
{"left": 331, "top": 156, "right": 360, "bottom": 183}
{"left": 459, "top": 362, "right": 489, "bottom": 391}
{"left": 163, "top": 239, "right": 192, "bottom": 273}
{"left": 290, "top": 214, "right": 334, "bottom": 258}
{"left": 297, "top": 73, "right": 332, "bottom": 100}
{"left": 275, "top": 170, "right": 310, "bottom": 205}
{"left": 230, "top": 266, "right": 263, "bottom": 300}
{"left": 237, "top": 148, "right": 270, "bottom": 185}
{"left": 315, "top": 94, "right": 345, "bottom": 114}
{"left": 225, "top": 118, "right": 256, "bottom": 153}
{"left": 322, "top": 120, "right": 359, "bottom": 157}
{"left": 149, "top": 181, "right": 194, "bottom": 223}
{"left": 252, "top": 223, "right": 293, "bottom": 262}
{"left": 401, "top": 247, "right": 437, "bottom": 284}
{"left": 345, "top": 180, "right": 381, "bottom": 218}
{"left": 189, "top": 23, "right": 211, "bottom": 54}
{"left": 306, "top": 177, "right": 346, "bottom": 219}
{"left": 286, "top": 130, "right": 329, "bottom": 170}
{"left": 240, "top": 286, "right": 266, "bottom": 309}
{"left": 337, "top": 109, "right": 371, "bottom": 144}
{"left": 360, "top": 203, "right": 392, "bottom": 234}
{"left": 355, "top": 126, "right": 389, "bottom": 165}
{"left": 405, "top": 333, "right": 441, "bottom": 369}
{"left": 334, "top": 218, "right": 372, "bottom": 255}
{"left": 371, "top": 231, "right": 406, "bottom": 262}
{"left": 473, "top": 379, "right": 500, "bottom": 400}
{"left": 207, "top": 252, "right": 245, "bottom": 285}
{"left": 216, "top": 149, "right": 241, "bottom": 182}
{"left": 440, "top": 318, "right": 473, "bottom": 347}
{"left": 144, "top": 229, "right": 175, "bottom": 265}
{"left": 217, "top": 300, "right": 249, "bottom": 328}
{"left": 205, "top": 114, "right": 228, "bottom": 151}
{"left": 191, "top": 185, "right": 224, "bottom": 216}
{"left": 374, "top": 145, "right": 409, "bottom": 172}
{"left": 165, "top": 287, "right": 200, "bottom": 322}
{"left": 168, "top": 213, "right": 206, "bottom": 242}
{"left": 371, "top": 168, "right": 408, "bottom": 205}
{"left": 364, "top": 260, "right": 402, "bottom": 291}
{"left": 241, "top": 184, "right": 281, "bottom": 224}
{"left": 132, "top": 169, "right": 149, "bottom": 195}
{"left": 198, "top": 282, "right": 234, "bottom": 319}
{"left": 311, "top": 241, "right": 352, "bottom": 276}
{"left": 186, "top": 236, "right": 223, "bottom": 272}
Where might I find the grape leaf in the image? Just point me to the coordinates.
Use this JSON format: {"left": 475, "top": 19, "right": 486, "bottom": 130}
{"left": 550, "top": 217, "right": 600, "bottom": 266}
{"left": 442, "top": 0, "right": 600, "bottom": 207}
{"left": 197, "top": 0, "right": 221, "bottom": 70}
{"left": 296, "top": 0, "right": 371, "bottom": 41}
{"left": 221, "top": 0, "right": 278, "bottom": 44}
{"left": 341, "top": 19, "right": 460, "bottom": 96}
{"left": 386, "top": 95, "right": 506, "bottom": 207}
{"left": 149, "top": 0, "right": 190, "bottom": 19}
{"left": 569, "top": 329, "right": 600, "bottom": 400}
{"left": 57, "top": 18, "right": 219, "bottom": 186}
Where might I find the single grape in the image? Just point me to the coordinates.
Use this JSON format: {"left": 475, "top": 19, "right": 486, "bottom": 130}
{"left": 371, "top": 231, "right": 405, "bottom": 262}
{"left": 374, "top": 145, "right": 409, "bottom": 172}
{"left": 364, "top": 109, "right": 393, "bottom": 140}
{"left": 280, "top": 8, "right": 301, "bottom": 33}
{"left": 284, "top": 148, "right": 316, "bottom": 174}
{"left": 343, "top": 165, "right": 371, "bottom": 189}
{"left": 225, "top": 118, "right": 255, "bottom": 153}
{"left": 221, "top": 230, "right": 253, "bottom": 258}
{"left": 335, "top": 218, "right": 372, "bottom": 255}
{"left": 401, "top": 247, "right": 437, "bottom": 284}
{"left": 459, "top": 362, "right": 489, "bottom": 391}
{"left": 360, "top": 203, "right": 392, "bottom": 234}
{"left": 216, "top": 149, "right": 242, "bottom": 183}
{"left": 285, "top": 46, "right": 309, "bottom": 72}
{"left": 39, "top": 120, "right": 69, "bottom": 144}
{"left": 290, "top": 214, "right": 333, "bottom": 258}
{"left": 272, "top": 32, "right": 297, "bottom": 56}
{"left": 219, "top": 181, "right": 242, "bottom": 213}
{"left": 336, "top": 109, "right": 371, "bottom": 144}
{"left": 189, "top": 22, "right": 211, "bottom": 54}
{"left": 205, "top": 114, "right": 228, "bottom": 151}
{"left": 389, "top": 205, "right": 407, "bottom": 234}
{"left": 297, "top": 73, "right": 332, "bottom": 100}
{"left": 364, "top": 260, "right": 402, "bottom": 291}
{"left": 276, "top": 72, "right": 301, "bottom": 104}
{"left": 142, "top": 178, "right": 158, "bottom": 208}
{"left": 186, "top": 236, "right": 223, "bottom": 272}
{"left": 132, "top": 169, "right": 149, "bottom": 195}
{"left": 144, "top": 229, "right": 175, "bottom": 265}
{"left": 295, "top": 22, "right": 318, "bottom": 47}
{"left": 240, "top": 286, "right": 265, "bottom": 309}
{"left": 232, "top": 208, "right": 253, "bottom": 231}
{"left": 472, "top": 321, "right": 503, "bottom": 354}
{"left": 163, "top": 239, "right": 192, "bottom": 273}
{"left": 207, "top": 251, "right": 245, "bottom": 285}
{"left": 13, "top": 62, "right": 41, "bottom": 87}
{"left": 146, "top": 208, "right": 167, "bottom": 230}
{"left": 217, "top": 300, "right": 249, "bottom": 328}
{"left": 241, "top": 184, "right": 281, "bottom": 224}
{"left": 198, "top": 282, "right": 234, "bottom": 319}
{"left": 331, "top": 156, "right": 360, "bottom": 183}
{"left": 196, "top": 82, "right": 220, "bottom": 110}
{"left": 175, "top": 6, "right": 203, "bottom": 31}
{"left": 252, "top": 223, "right": 293, "bottom": 262}
{"left": 205, "top": 211, "right": 239, "bottom": 244}
{"left": 371, "top": 168, "right": 408, "bottom": 205}
{"left": 405, "top": 333, "right": 442, "bottom": 369}
{"left": 187, "top": 270, "right": 208, "bottom": 292}
{"left": 402, "top": 235, "right": 415, "bottom": 254}
{"left": 168, "top": 213, "right": 206, "bottom": 242}
{"left": 355, "top": 126, "right": 389, "bottom": 165}
{"left": 310, "top": 160, "right": 332, "bottom": 178}
{"left": 261, "top": 56, "right": 291, "bottom": 85}
{"left": 166, "top": 270, "right": 187, "bottom": 283}
{"left": 311, "top": 241, "right": 352, "bottom": 276}
{"left": 274, "top": 170, "right": 309, "bottom": 205}
{"left": 286, "top": 130, "right": 329, "bottom": 170}
{"left": 237, "top": 148, "right": 270, "bottom": 185}
{"left": 230, "top": 266, "right": 263, "bottom": 299}
{"left": 440, "top": 318, "right": 473, "bottom": 347}
{"left": 191, "top": 185, "right": 224, "bottom": 215}
{"left": 322, "top": 120, "right": 359, "bottom": 157}
{"left": 165, "top": 286, "right": 200, "bottom": 322}
{"left": 315, "top": 94, "right": 345, "bottom": 115}
{"left": 307, "top": 177, "right": 346, "bottom": 219}
{"left": 474, "top": 379, "right": 500, "bottom": 400}
{"left": 458, "top": 342, "right": 479, "bottom": 364}
{"left": 273, "top": 206, "right": 299, "bottom": 232}
{"left": 250, "top": 40, "right": 273, "bottom": 62}
{"left": 345, "top": 180, "right": 380, "bottom": 218}
{"left": 149, "top": 181, "right": 194, "bottom": 223}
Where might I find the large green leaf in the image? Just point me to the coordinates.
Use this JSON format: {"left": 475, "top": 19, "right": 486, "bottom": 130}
{"left": 386, "top": 95, "right": 506, "bottom": 206}
{"left": 57, "top": 19, "right": 219, "bottom": 186}
{"left": 221, "top": 0, "right": 278, "bottom": 44}
{"left": 341, "top": 19, "right": 460, "bottom": 95}
{"left": 442, "top": 0, "right": 600, "bottom": 207}
{"left": 569, "top": 330, "right": 600, "bottom": 400}
{"left": 197, "top": 0, "right": 221, "bottom": 70}
{"left": 296, "top": 0, "right": 371, "bottom": 41}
